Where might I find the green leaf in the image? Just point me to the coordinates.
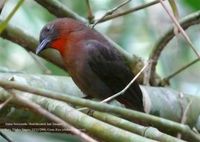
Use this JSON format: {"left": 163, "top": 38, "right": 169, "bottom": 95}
{"left": 0, "top": 0, "right": 24, "bottom": 33}
{"left": 183, "top": 0, "right": 200, "bottom": 10}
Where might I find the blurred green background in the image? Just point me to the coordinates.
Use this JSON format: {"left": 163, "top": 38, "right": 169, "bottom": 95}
{"left": 0, "top": 0, "right": 200, "bottom": 141}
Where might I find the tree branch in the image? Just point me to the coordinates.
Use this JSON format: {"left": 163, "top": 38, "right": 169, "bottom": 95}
{"left": 12, "top": 93, "right": 97, "bottom": 142}
{"left": 0, "top": 131, "right": 13, "bottom": 142}
{"left": 0, "top": 74, "right": 199, "bottom": 141}
{"left": 0, "top": 88, "right": 157, "bottom": 142}
{"left": 0, "top": 0, "right": 6, "bottom": 14}
{"left": 91, "top": 111, "right": 185, "bottom": 142}
{"left": 98, "top": 0, "right": 162, "bottom": 23}
{"left": 0, "top": 21, "right": 65, "bottom": 70}
{"left": 34, "top": 0, "right": 85, "bottom": 22}
{"left": 149, "top": 10, "right": 200, "bottom": 85}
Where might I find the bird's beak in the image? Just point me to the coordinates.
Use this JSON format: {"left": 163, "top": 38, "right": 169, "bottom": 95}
{"left": 36, "top": 38, "right": 51, "bottom": 54}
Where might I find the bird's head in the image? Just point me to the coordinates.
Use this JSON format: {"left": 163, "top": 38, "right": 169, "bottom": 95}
{"left": 36, "top": 18, "right": 85, "bottom": 55}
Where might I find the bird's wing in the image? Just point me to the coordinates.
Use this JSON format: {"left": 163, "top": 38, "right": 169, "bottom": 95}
{"left": 85, "top": 40, "right": 144, "bottom": 111}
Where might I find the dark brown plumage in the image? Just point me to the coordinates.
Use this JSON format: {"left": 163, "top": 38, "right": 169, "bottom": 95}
{"left": 36, "top": 18, "right": 144, "bottom": 112}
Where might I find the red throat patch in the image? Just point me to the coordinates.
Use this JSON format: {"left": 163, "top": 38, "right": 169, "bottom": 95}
{"left": 51, "top": 38, "right": 66, "bottom": 55}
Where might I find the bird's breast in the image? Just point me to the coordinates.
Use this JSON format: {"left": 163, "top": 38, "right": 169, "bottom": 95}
{"left": 62, "top": 47, "right": 112, "bottom": 99}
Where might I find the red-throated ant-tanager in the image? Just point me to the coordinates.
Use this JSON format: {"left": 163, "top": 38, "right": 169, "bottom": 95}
{"left": 36, "top": 18, "right": 144, "bottom": 112}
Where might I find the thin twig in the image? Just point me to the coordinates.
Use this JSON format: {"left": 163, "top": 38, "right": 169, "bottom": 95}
{"left": 177, "top": 99, "right": 193, "bottom": 139}
{"left": 101, "top": 61, "right": 150, "bottom": 103}
{"left": 192, "top": 128, "right": 199, "bottom": 134}
{"left": 92, "top": 0, "right": 131, "bottom": 28}
{"left": 0, "top": 131, "right": 13, "bottom": 142}
{"left": 78, "top": 61, "right": 151, "bottom": 111}
{"left": 181, "top": 99, "right": 192, "bottom": 124}
{"left": 98, "top": 0, "right": 162, "bottom": 23}
{"left": 149, "top": 11, "right": 200, "bottom": 85}
{"left": 85, "top": 0, "right": 94, "bottom": 24}
{"left": 164, "top": 58, "right": 200, "bottom": 80}
{"left": 0, "top": 96, "right": 13, "bottom": 110}
{"left": 0, "top": 0, "right": 6, "bottom": 14}
{"left": 168, "top": 0, "right": 180, "bottom": 35}
{"left": 168, "top": 0, "right": 179, "bottom": 19}
{"left": 11, "top": 93, "right": 97, "bottom": 142}
{"left": 160, "top": 0, "right": 200, "bottom": 58}
{"left": 0, "top": 0, "right": 24, "bottom": 33}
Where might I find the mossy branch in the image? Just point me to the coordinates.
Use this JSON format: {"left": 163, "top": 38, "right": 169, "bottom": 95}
{"left": 1, "top": 89, "right": 157, "bottom": 142}
{"left": 0, "top": 73, "right": 199, "bottom": 141}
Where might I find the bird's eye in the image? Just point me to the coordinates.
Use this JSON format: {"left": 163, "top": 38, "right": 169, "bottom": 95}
{"left": 44, "top": 24, "right": 54, "bottom": 34}
{"left": 46, "top": 26, "right": 51, "bottom": 32}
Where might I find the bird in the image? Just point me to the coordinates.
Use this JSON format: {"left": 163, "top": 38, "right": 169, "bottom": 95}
{"left": 36, "top": 18, "right": 144, "bottom": 112}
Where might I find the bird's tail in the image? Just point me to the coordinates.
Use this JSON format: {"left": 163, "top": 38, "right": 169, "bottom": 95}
{"left": 117, "top": 83, "right": 144, "bottom": 112}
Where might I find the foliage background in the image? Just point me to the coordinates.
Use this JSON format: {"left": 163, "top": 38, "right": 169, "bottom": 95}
{"left": 0, "top": 0, "right": 200, "bottom": 141}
